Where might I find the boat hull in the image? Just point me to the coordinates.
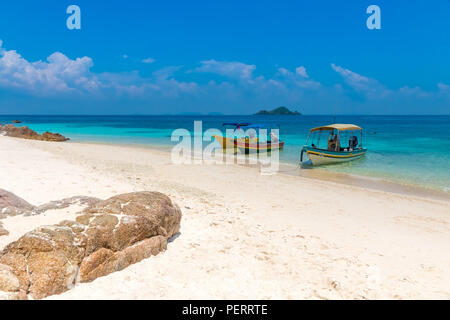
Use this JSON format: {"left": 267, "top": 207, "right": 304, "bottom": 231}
{"left": 236, "top": 141, "right": 285, "bottom": 153}
{"left": 213, "top": 135, "right": 237, "bottom": 149}
{"left": 302, "top": 147, "right": 367, "bottom": 165}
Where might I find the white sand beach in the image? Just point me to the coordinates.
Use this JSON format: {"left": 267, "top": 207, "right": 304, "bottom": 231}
{"left": 0, "top": 136, "right": 449, "bottom": 300}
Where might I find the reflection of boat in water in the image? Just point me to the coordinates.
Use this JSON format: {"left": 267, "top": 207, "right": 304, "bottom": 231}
{"left": 300, "top": 124, "right": 367, "bottom": 166}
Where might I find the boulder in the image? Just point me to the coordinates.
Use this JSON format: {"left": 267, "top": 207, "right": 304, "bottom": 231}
{"left": 11, "top": 120, "right": 21, "bottom": 123}
{"left": 0, "top": 223, "right": 8, "bottom": 236}
{"left": 0, "top": 190, "right": 99, "bottom": 218}
{"left": 0, "top": 124, "right": 41, "bottom": 140}
{"left": 83, "top": 191, "right": 182, "bottom": 238}
{"left": 78, "top": 236, "right": 167, "bottom": 283}
{"left": 0, "top": 224, "right": 85, "bottom": 299}
{"left": 0, "top": 124, "right": 69, "bottom": 142}
{"left": 0, "top": 264, "right": 21, "bottom": 293}
{"left": 0, "top": 189, "right": 35, "bottom": 219}
{"left": 41, "top": 132, "right": 70, "bottom": 142}
{"left": 0, "top": 191, "right": 181, "bottom": 299}
{"left": 29, "top": 196, "right": 101, "bottom": 216}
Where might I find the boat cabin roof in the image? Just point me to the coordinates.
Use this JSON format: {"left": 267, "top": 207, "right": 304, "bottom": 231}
{"left": 222, "top": 123, "right": 279, "bottom": 129}
{"left": 222, "top": 123, "right": 250, "bottom": 127}
{"left": 310, "top": 123, "right": 362, "bottom": 132}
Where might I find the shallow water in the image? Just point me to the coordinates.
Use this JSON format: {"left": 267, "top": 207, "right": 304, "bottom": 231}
{"left": 1, "top": 115, "right": 449, "bottom": 193}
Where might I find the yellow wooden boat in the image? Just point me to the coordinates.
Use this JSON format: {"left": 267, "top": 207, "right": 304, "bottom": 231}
{"left": 213, "top": 135, "right": 258, "bottom": 149}
{"left": 213, "top": 135, "right": 237, "bottom": 149}
{"left": 213, "top": 123, "right": 254, "bottom": 149}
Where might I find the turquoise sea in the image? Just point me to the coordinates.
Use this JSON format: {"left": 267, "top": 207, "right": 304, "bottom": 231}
{"left": 1, "top": 115, "right": 450, "bottom": 193}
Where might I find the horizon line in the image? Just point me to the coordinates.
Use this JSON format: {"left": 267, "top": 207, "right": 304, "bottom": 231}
{"left": 1, "top": 114, "right": 450, "bottom": 117}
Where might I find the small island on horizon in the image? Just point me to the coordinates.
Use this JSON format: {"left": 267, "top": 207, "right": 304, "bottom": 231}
{"left": 254, "top": 106, "right": 301, "bottom": 115}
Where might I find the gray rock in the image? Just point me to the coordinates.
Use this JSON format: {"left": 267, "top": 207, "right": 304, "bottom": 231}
{"left": 0, "top": 189, "right": 35, "bottom": 219}
{"left": 0, "top": 222, "right": 8, "bottom": 236}
{"left": 28, "top": 196, "right": 101, "bottom": 216}
{"left": 0, "top": 124, "right": 69, "bottom": 142}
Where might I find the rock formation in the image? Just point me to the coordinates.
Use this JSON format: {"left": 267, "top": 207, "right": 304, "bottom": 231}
{"left": 0, "top": 191, "right": 182, "bottom": 299}
{"left": 0, "top": 223, "right": 8, "bottom": 236}
{"left": 0, "top": 189, "right": 35, "bottom": 219}
{"left": 0, "top": 189, "right": 99, "bottom": 219}
{"left": 0, "top": 124, "right": 69, "bottom": 142}
{"left": 28, "top": 196, "right": 101, "bottom": 216}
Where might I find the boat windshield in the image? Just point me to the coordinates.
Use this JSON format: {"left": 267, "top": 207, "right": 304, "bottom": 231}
{"left": 306, "top": 129, "right": 363, "bottom": 151}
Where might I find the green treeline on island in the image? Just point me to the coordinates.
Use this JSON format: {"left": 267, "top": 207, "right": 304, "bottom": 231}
{"left": 254, "top": 106, "right": 301, "bottom": 115}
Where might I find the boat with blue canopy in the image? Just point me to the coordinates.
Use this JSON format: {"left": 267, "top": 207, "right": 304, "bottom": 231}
{"left": 233, "top": 123, "right": 285, "bottom": 153}
{"left": 213, "top": 123, "right": 284, "bottom": 153}
{"left": 212, "top": 123, "right": 251, "bottom": 149}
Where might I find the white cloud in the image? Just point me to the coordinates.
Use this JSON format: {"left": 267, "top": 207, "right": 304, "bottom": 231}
{"left": 0, "top": 40, "right": 448, "bottom": 114}
{"left": 398, "top": 86, "right": 430, "bottom": 97}
{"left": 276, "top": 66, "right": 320, "bottom": 90}
{"left": 142, "top": 57, "right": 155, "bottom": 64}
{"left": 277, "top": 67, "right": 291, "bottom": 76}
{"left": 0, "top": 41, "right": 199, "bottom": 99}
{"left": 122, "top": 54, "right": 129, "bottom": 59}
{"left": 331, "top": 63, "right": 390, "bottom": 98}
{"left": 438, "top": 83, "right": 450, "bottom": 91}
{"left": 0, "top": 43, "right": 100, "bottom": 96}
{"left": 194, "top": 59, "right": 256, "bottom": 80}
{"left": 295, "top": 66, "right": 308, "bottom": 78}
{"left": 331, "top": 64, "right": 450, "bottom": 113}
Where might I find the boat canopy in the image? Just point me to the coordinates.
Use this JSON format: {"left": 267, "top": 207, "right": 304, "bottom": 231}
{"left": 245, "top": 123, "right": 279, "bottom": 129}
{"left": 309, "top": 123, "right": 362, "bottom": 132}
{"left": 222, "top": 123, "right": 279, "bottom": 129}
{"left": 222, "top": 122, "right": 250, "bottom": 127}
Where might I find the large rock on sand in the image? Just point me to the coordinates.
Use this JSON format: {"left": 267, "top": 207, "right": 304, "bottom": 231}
{"left": 82, "top": 191, "right": 182, "bottom": 238}
{"left": 0, "top": 191, "right": 181, "bottom": 299}
{"left": 0, "top": 189, "right": 35, "bottom": 219}
{"left": 41, "top": 131, "right": 69, "bottom": 142}
{"left": 0, "top": 124, "right": 69, "bottom": 142}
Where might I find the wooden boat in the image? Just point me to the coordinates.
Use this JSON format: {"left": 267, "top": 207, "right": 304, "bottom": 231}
{"left": 214, "top": 122, "right": 284, "bottom": 153}
{"left": 300, "top": 124, "right": 367, "bottom": 165}
{"left": 213, "top": 123, "right": 250, "bottom": 149}
{"left": 234, "top": 123, "right": 284, "bottom": 153}
{"left": 212, "top": 134, "right": 237, "bottom": 149}
{"left": 235, "top": 139, "right": 285, "bottom": 153}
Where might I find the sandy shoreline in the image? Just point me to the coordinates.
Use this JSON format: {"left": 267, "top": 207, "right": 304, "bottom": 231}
{"left": 71, "top": 139, "right": 450, "bottom": 202}
{"left": 0, "top": 136, "right": 449, "bottom": 299}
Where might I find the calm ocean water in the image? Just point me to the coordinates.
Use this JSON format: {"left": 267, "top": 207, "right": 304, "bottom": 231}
{"left": 1, "top": 115, "right": 450, "bottom": 193}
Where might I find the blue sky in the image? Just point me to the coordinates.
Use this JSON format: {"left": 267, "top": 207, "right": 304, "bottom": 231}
{"left": 0, "top": 0, "right": 449, "bottom": 114}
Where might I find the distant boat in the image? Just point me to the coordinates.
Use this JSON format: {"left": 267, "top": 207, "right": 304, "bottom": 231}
{"left": 11, "top": 120, "right": 21, "bottom": 123}
{"left": 300, "top": 124, "right": 367, "bottom": 165}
